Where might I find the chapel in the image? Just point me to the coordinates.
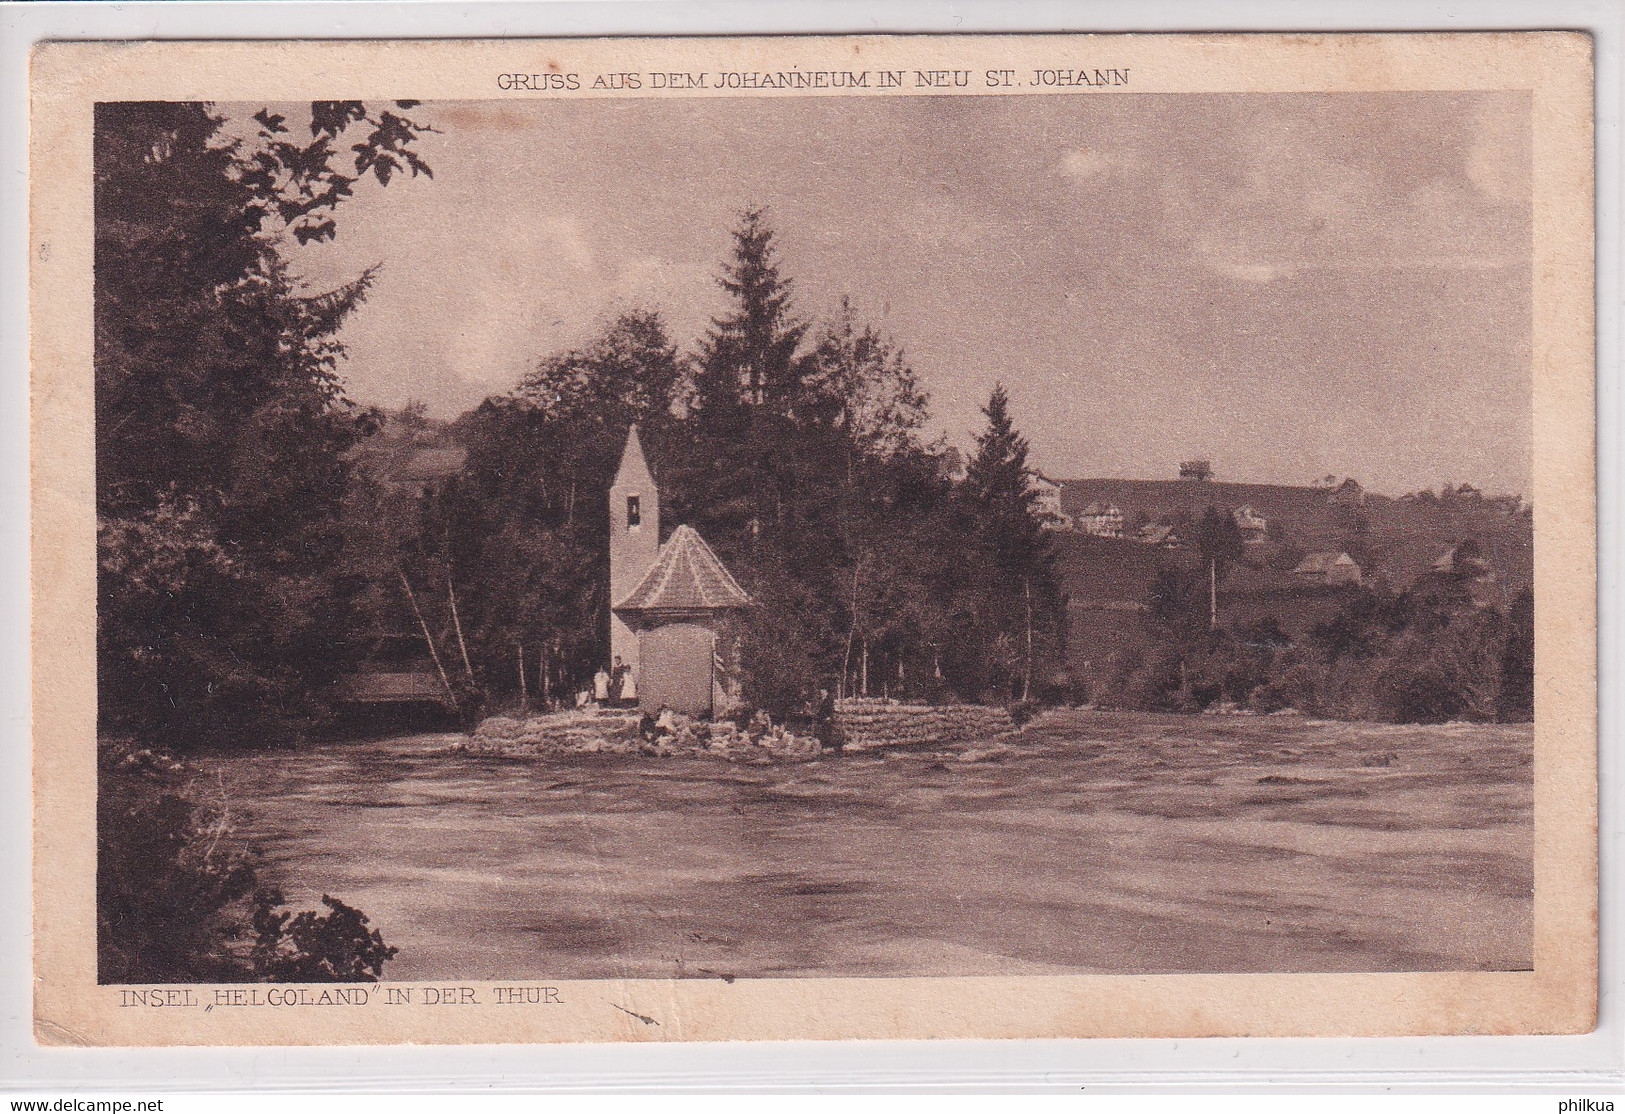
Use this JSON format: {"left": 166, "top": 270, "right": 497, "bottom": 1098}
{"left": 608, "top": 425, "right": 752, "bottom": 717}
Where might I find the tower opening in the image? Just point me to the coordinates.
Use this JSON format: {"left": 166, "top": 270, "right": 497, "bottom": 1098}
{"left": 627, "top": 494, "right": 641, "bottom": 528}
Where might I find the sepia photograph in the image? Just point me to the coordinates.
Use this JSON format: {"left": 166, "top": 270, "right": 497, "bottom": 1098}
{"left": 91, "top": 87, "right": 1540, "bottom": 985}
{"left": 28, "top": 31, "right": 1596, "bottom": 1045}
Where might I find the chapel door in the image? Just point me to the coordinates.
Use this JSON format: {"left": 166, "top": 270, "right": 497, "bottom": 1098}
{"left": 638, "top": 623, "right": 715, "bottom": 717}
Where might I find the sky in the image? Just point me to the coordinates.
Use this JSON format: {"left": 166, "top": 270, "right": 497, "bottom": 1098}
{"left": 265, "top": 91, "right": 1533, "bottom": 497}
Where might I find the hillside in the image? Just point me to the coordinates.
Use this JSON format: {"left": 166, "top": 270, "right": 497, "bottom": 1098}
{"left": 1056, "top": 478, "right": 1532, "bottom": 597}
{"left": 1050, "top": 531, "right": 1182, "bottom": 605}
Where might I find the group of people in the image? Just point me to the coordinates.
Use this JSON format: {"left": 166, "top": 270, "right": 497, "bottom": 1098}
{"left": 574, "top": 663, "right": 841, "bottom": 752}
{"left": 579, "top": 655, "right": 637, "bottom": 709}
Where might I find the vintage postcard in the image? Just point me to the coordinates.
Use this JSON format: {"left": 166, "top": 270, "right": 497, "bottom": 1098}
{"left": 29, "top": 32, "right": 1595, "bottom": 1045}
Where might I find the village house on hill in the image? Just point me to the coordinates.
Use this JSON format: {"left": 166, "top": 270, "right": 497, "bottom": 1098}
{"left": 395, "top": 445, "right": 468, "bottom": 492}
{"left": 1029, "top": 473, "right": 1074, "bottom": 531}
{"left": 1292, "top": 550, "right": 1363, "bottom": 587}
{"left": 1134, "top": 522, "right": 1180, "bottom": 548}
{"left": 608, "top": 425, "right": 752, "bottom": 718}
{"left": 1431, "top": 542, "right": 1496, "bottom": 582}
{"left": 1079, "top": 501, "right": 1125, "bottom": 538}
{"left": 1232, "top": 504, "right": 1268, "bottom": 543}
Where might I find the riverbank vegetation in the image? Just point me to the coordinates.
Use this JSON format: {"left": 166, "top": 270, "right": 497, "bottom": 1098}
{"left": 1098, "top": 574, "right": 1534, "bottom": 724}
{"left": 93, "top": 99, "right": 430, "bottom": 980}
{"left": 94, "top": 102, "right": 1530, "bottom": 753}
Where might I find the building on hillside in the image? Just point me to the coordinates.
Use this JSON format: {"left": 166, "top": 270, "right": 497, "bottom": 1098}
{"left": 1232, "top": 504, "right": 1268, "bottom": 543}
{"left": 1079, "top": 501, "right": 1125, "bottom": 538}
{"left": 1029, "top": 473, "right": 1074, "bottom": 531}
{"left": 399, "top": 446, "right": 467, "bottom": 480}
{"left": 331, "top": 668, "right": 453, "bottom": 711}
{"left": 1291, "top": 551, "right": 1363, "bottom": 587}
{"left": 331, "top": 632, "right": 455, "bottom": 716}
{"left": 1179, "top": 459, "right": 1213, "bottom": 482}
{"left": 608, "top": 425, "right": 752, "bottom": 718}
{"left": 1134, "top": 523, "right": 1181, "bottom": 548}
{"left": 1327, "top": 477, "right": 1366, "bottom": 507}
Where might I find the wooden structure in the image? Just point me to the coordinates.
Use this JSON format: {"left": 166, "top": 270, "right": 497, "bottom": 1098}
{"left": 331, "top": 669, "right": 452, "bottom": 709}
{"left": 1291, "top": 550, "right": 1363, "bottom": 587}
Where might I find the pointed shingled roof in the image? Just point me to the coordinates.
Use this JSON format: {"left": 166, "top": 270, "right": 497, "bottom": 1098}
{"left": 613, "top": 525, "right": 752, "bottom": 614}
{"left": 612, "top": 423, "right": 655, "bottom": 490}
{"left": 1293, "top": 551, "right": 1357, "bottom": 575}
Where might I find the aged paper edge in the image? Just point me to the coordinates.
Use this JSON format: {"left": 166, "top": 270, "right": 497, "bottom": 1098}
{"left": 29, "top": 32, "right": 1597, "bottom": 1046}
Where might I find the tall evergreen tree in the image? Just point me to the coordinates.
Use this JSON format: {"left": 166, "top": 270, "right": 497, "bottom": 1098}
{"left": 669, "top": 208, "right": 817, "bottom": 547}
{"left": 961, "top": 384, "right": 1064, "bottom": 700}
{"left": 963, "top": 384, "right": 1044, "bottom": 574}
{"left": 691, "top": 206, "right": 809, "bottom": 413}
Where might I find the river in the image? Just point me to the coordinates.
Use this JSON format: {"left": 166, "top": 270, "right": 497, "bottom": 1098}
{"left": 200, "top": 709, "right": 1533, "bottom": 980}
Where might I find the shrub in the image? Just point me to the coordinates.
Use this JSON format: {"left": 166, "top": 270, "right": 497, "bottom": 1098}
{"left": 98, "top": 740, "right": 259, "bottom": 982}
{"left": 251, "top": 892, "right": 398, "bottom": 982}
{"left": 1102, "top": 577, "right": 1530, "bottom": 725}
{"left": 1006, "top": 699, "right": 1042, "bottom": 726}
{"left": 98, "top": 736, "right": 399, "bottom": 983}
{"left": 1248, "top": 648, "right": 1321, "bottom": 713}
{"left": 1118, "top": 645, "right": 1186, "bottom": 712}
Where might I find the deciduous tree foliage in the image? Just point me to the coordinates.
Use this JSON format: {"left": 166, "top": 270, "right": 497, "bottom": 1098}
{"left": 435, "top": 209, "right": 1067, "bottom": 715}
{"left": 434, "top": 314, "right": 687, "bottom": 708}
{"left": 1101, "top": 549, "right": 1534, "bottom": 723}
{"left": 95, "top": 100, "right": 432, "bottom": 748}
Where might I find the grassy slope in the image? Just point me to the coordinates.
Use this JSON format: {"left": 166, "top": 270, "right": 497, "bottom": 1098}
{"left": 1055, "top": 479, "right": 1532, "bottom": 599}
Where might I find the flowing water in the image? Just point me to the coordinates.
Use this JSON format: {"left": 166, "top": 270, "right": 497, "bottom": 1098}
{"left": 200, "top": 709, "right": 1533, "bottom": 980}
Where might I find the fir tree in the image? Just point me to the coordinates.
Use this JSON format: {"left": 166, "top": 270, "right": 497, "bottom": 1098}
{"left": 691, "top": 206, "right": 809, "bottom": 412}
{"left": 961, "top": 384, "right": 1063, "bottom": 700}
{"left": 963, "top": 384, "right": 1045, "bottom": 575}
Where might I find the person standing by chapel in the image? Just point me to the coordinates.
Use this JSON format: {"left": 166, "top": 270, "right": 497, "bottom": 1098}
{"left": 610, "top": 655, "right": 632, "bottom": 707}
{"left": 815, "top": 686, "right": 840, "bottom": 753}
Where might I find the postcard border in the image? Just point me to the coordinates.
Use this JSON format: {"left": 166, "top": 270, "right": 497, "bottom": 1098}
{"left": 28, "top": 30, "right": 1598, "bottom": 1047}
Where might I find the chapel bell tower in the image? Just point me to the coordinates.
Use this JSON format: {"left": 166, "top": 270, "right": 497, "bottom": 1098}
{"left": 609, "top": 424, "right": 659, "bottom": 676}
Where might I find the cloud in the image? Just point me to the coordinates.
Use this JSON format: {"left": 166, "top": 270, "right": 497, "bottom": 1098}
{"left": 280, "top": 92, "right": 1530, "bottom": 494}
{"left": 1167, "top": 144, "right": 1522, "bottom": 287}
{"left": 1201, "top": 253, "right": 1513, "bottom": 286}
